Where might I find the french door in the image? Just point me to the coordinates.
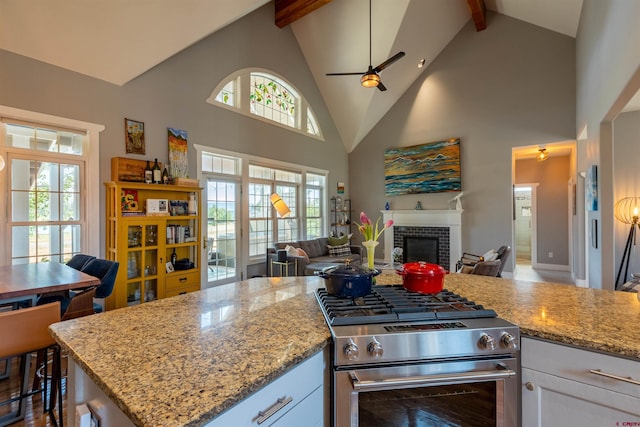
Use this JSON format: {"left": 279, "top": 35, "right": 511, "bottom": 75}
{"left": 203, "top": 178, "right": 241, "bottom": 287}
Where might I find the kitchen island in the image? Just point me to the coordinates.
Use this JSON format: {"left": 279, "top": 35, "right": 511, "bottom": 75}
{"left": 50, "top": 273, "right": 640, "bottom": 427}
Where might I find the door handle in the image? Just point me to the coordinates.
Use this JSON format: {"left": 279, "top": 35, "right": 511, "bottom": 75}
{"left": 350, "top": 369, "right": 516, "bottom": 391}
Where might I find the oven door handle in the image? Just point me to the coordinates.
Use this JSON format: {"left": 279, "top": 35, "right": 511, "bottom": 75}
{"left": 349, "top": 368, "right": 517, "bottom": 391}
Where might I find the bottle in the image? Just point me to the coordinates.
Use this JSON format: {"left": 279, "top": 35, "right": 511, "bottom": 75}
{"left": 162, "top": 167, "right": 170, "bottom": 185}
{"left": 187, "top": 193, "right": 197, "bottom": 215}
{"left": 152, "top": 158, "right": 161, "bottom": 184}
{"left": 171, "top": 250, "right": 177, "bottom": 266}
{"left": 144, "top": 160, "right": 153, "bottom": 184}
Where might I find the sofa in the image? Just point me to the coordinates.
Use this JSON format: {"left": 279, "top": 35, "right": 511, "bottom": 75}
{"left": 267, "top": 236, "right": 362, "bottom": 276}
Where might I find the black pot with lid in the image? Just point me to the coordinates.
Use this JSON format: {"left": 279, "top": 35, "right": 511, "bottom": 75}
{"left": 319, "top": 262, "right": 380, "bottom": 298}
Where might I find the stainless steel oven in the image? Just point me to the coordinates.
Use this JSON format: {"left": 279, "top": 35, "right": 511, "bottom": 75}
{"left": 334, "top": 356, "right": 519, "bottom": 426}
{"left": 316, "top": 286, "right": 521, "bottom": 427}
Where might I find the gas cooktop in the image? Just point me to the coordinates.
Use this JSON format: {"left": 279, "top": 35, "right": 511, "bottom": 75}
{"left": 316, "top": 285, "right": 497, "bottom": 326}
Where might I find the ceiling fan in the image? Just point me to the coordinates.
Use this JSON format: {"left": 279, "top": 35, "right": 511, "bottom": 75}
{"left": 326, "top": 0, "right": 405, "bottom": 91}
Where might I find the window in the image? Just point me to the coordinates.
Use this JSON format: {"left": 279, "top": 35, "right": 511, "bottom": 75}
{"left": 0, "top": 106, "right": 103, "bottom": 264}
{"left": 207, "top": 68, "right": 323, "bottom": 140}
{"left": 305, "top": 173, "right": 325, "bottom": 239}
{"left": 197, "top": 147, "right": 328, "bottom": 266}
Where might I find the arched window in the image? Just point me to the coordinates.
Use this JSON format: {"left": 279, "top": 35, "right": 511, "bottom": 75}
{"left": 207, "top": 68, "right": 323, "bottom": 140}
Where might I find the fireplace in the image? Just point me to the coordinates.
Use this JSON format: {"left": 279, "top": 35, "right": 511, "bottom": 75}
{"left": 381, "top": 209, "right": 462, "bottom": 272}
{"left": 403, "top": 236, "right": 439, "bottom": 264}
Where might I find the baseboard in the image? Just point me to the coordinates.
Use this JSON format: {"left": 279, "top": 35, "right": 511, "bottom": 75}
{"left": 531, "top": 262, "right": 570, "bottom": 272}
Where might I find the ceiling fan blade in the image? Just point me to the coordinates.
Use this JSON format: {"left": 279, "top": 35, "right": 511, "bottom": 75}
{"left": 373, "top": 51, "right": 406, "bottom": 73}
{"left": 377, "top": 81, "right": 387, "bottom": 91}
{"left": 326, "top": 71, "right": 366, "bottom": 76}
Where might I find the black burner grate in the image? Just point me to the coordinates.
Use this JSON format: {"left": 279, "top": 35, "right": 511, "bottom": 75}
{"left": 316, "top": 285, "right": 496, "bottom": 326}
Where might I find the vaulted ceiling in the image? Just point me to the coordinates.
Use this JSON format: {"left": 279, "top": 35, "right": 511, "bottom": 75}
{"left": 0, "top": 0, "right": 584, "bottom": 152}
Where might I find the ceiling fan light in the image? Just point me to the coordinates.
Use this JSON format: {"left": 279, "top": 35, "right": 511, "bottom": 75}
{"left": 361, "top": 73, "right": 380, "bottom": 88}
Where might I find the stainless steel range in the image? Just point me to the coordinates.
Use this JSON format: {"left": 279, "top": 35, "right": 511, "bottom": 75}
{"left": 316, "top": 285, "right": 520, "bottom": 427}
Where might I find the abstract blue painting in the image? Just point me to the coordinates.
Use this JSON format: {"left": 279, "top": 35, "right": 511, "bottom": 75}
{"left": 384, "top": 138, "right": 461, "bottom": 196}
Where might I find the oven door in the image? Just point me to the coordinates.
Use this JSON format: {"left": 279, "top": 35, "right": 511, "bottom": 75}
{"left": 334, "top": 357, "right": 519, "bottom": 427}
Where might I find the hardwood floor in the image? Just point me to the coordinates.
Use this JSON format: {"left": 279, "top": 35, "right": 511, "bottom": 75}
{"left": 0, "top": 356, "right": 67, "bottom": 427}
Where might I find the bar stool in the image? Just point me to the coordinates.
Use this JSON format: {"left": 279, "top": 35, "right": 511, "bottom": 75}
{"left": 0, "top": 302, "right": 63, "bottom": 427}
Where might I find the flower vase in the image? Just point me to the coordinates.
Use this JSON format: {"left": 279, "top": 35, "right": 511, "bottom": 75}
{"left": 362, "top": 240, "right": 379, "bottom": 271}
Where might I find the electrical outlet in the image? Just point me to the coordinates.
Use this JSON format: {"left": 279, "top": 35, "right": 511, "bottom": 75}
{"left": 548, "top": 252, "right": 553, "bottom": 258}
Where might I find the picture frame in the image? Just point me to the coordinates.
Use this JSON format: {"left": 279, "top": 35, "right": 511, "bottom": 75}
{"left": 168, "top": 127, "right": 188, "bottom": 178}
{"left": 585, "top": 165, "right": 598, "bottom": 211}
{"left": 165, "top": 261, "right": 175, "bottom": 273}
{"left": 125, "top": 118, "right": 145, "bottom": 154}
{"left": 384, "top": 138, "right": 461, "bottom": 196}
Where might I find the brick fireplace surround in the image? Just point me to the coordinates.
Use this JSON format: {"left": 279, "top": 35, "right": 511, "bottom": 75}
{"left": 381, "top": 210, "right": 463, "bottom": 272}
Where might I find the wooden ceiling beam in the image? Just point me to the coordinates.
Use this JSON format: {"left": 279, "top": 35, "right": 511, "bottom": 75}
{"left": 467, "top": 0, "right": 487, "bottom": 32}
{"left": 275, "top": 0, "right": 332, "bottom": 28}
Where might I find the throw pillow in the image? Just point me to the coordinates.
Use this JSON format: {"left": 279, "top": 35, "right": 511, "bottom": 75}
{"left": 285, "top": 245, "right": 299, "bottom": 257}
{"left": 296, "top": 248, "right": 310, "bottom": 263}
{"left": 328, "top": 235, "right": 348, "bottom": 246}
{"left": 328, "top": 243, "right": 351, "bottom": 257}
{"left": 482, "top": 249, "right": 498, "bottom": 261}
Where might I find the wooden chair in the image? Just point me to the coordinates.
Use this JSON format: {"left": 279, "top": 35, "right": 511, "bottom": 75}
{"left": 0, "top": 302, "right": 63, "bottom": 427}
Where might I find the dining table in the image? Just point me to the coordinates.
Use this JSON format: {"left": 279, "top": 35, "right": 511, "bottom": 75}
{"left": 0, "top": 262, "right": 101, "bottom": 307}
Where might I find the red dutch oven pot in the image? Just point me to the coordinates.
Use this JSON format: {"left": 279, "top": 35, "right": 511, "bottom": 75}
{"left": 396, "top": 262, "right": 448, "bottom": 294}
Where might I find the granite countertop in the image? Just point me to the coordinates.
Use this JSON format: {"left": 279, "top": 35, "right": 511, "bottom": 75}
{"left": 49, "top": 276, "right": 331, "bottom": 427}
{"left": 50, "top": 273, "right": 640, "bottom": 427}
{"left": 377, "top": 271, "right": 640, "bottom": 359}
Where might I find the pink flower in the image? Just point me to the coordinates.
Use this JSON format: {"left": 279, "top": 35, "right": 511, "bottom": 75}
{"left": 384, "top": 220, "right": 394, "bottom": 228}
{"left": 360, "top": 211, "right": 371, "bottom": 225}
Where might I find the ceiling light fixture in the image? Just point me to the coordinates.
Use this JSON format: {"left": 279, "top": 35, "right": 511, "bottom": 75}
{"left": 536, "top": 148, "right": 549, "bottom": 162}
{"left": 418, "top": 58, "right": 426, "bottom": 68}
{"left": 361, "top": 72, "right": 380, "bottom": 88}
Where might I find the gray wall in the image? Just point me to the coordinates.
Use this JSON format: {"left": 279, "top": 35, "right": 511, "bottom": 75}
{"left": 612, "top": 110, "right": 640, "bottom": 281}
{"left": 577, "top": 0, "right": 640, "bottom": 289}
{"left": 515, "top": 156, "right": 571, "bottom": 266}
{"left": 349, "top": 12, "right": 576, "bottom": 275}
{"left": 0, "top": 4, "right": 349, "bottom": 266}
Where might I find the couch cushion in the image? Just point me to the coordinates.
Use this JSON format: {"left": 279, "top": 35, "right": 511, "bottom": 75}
{"left": 328, "top": 243, "right": 351, "bottom": 257}
{"left": 299, "top": 239, "right": 323, "bottom": 258}
{"left": 328, "top": 235, "right": 348, "bottom": 246}
{"left": 317, "top": 237, "right": 329, "bottom": 255}
{"left": 275, "top": 241, "right": 298, "bottom": 250}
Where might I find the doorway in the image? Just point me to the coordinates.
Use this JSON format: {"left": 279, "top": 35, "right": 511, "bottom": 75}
{"left": 203, "top": 178, "right": 241, "bottom": 287}
{"left": 514, "top": 185, "right": 537, "bottom": 268}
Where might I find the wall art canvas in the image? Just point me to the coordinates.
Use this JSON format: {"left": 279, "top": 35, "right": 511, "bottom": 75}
{"left": 585, "top": 164, "right": 598, "bottom": 211}
{"left": 384, "top": 138, "right": 461, "bottom": 196}
{"left": 125, "top": 118, "right": 145, "bottom": 154}
{"left": 168, "top": 127, "right": 188, "bottom": 178}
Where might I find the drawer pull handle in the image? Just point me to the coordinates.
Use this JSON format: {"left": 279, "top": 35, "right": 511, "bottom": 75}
{"left": 179, "top": 278, "right": 187, "bottom": 283}
{"left": 254, "top": 396, "right": 293, "bottom": 424}
{"left": 589, "top": 369, "right": 640, "bottom": 386}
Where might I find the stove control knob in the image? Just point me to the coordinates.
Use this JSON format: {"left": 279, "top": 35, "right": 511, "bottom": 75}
{"left": 367, "top": 340, "right": 383, "bottom": 358}
{"left": 501, "top": 333, "right": 517, "bottom": 349}
{"left": 343, "top": 343, "right": 359, "bottom": 361}
{"left": 479, "top": 333, "right": 496, "bottom": 350}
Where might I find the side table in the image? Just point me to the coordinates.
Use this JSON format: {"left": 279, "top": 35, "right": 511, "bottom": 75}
{"left": 270, "top": 258, "right": 298, "bottom": 277}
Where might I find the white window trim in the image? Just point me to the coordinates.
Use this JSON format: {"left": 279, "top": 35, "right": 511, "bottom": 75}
{"left": 206, "top": 67, "right": 324, "bottom": 141}
{"left": 0, "top": 105, "right": 104, "bottom": 262}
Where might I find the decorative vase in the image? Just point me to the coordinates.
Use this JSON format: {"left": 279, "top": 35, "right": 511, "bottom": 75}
{"left": 362, "top": 240, "right": 379, "bottom": 271}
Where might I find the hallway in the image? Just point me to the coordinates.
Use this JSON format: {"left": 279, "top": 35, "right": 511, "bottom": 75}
{"left": 513, "top": 257, "right": 575, "bottom": 285}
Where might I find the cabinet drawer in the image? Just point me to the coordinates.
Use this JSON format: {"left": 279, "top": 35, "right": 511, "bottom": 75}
{"left": 522, "top": 337, "right": 640, "bottom": 398}
{"left": 205, "top": 350, "right": 326, "bottom": 427}
{"left": 165, "top": 283, "right": 200, "bottom": 298}
{"left": 166, "top": 271, "right": 199, "bottom": 291}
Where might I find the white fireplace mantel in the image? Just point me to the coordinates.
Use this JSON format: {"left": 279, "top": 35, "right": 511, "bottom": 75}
{"left": 381, "top": 209, "right": 463, "bottom": 272}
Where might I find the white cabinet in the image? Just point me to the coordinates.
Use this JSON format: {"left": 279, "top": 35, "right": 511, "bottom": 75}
{"left": 521, "top": 337, "right": 640, "bottom": 427}
{"left": 206, "top": 349, "right": 328, "bottom": 427}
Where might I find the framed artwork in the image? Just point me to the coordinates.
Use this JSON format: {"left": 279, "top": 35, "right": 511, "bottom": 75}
{"left": 168, "top": 127, "right": 188, "bottom": 178}
{"left": 124, "top": 118, "right": 145, "bottom": 154}
{"left": 585, "top": 165, "right": 598, "bottom": 211}
{"left": 384, "top": 138, "right": 461, "bottom": 196}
